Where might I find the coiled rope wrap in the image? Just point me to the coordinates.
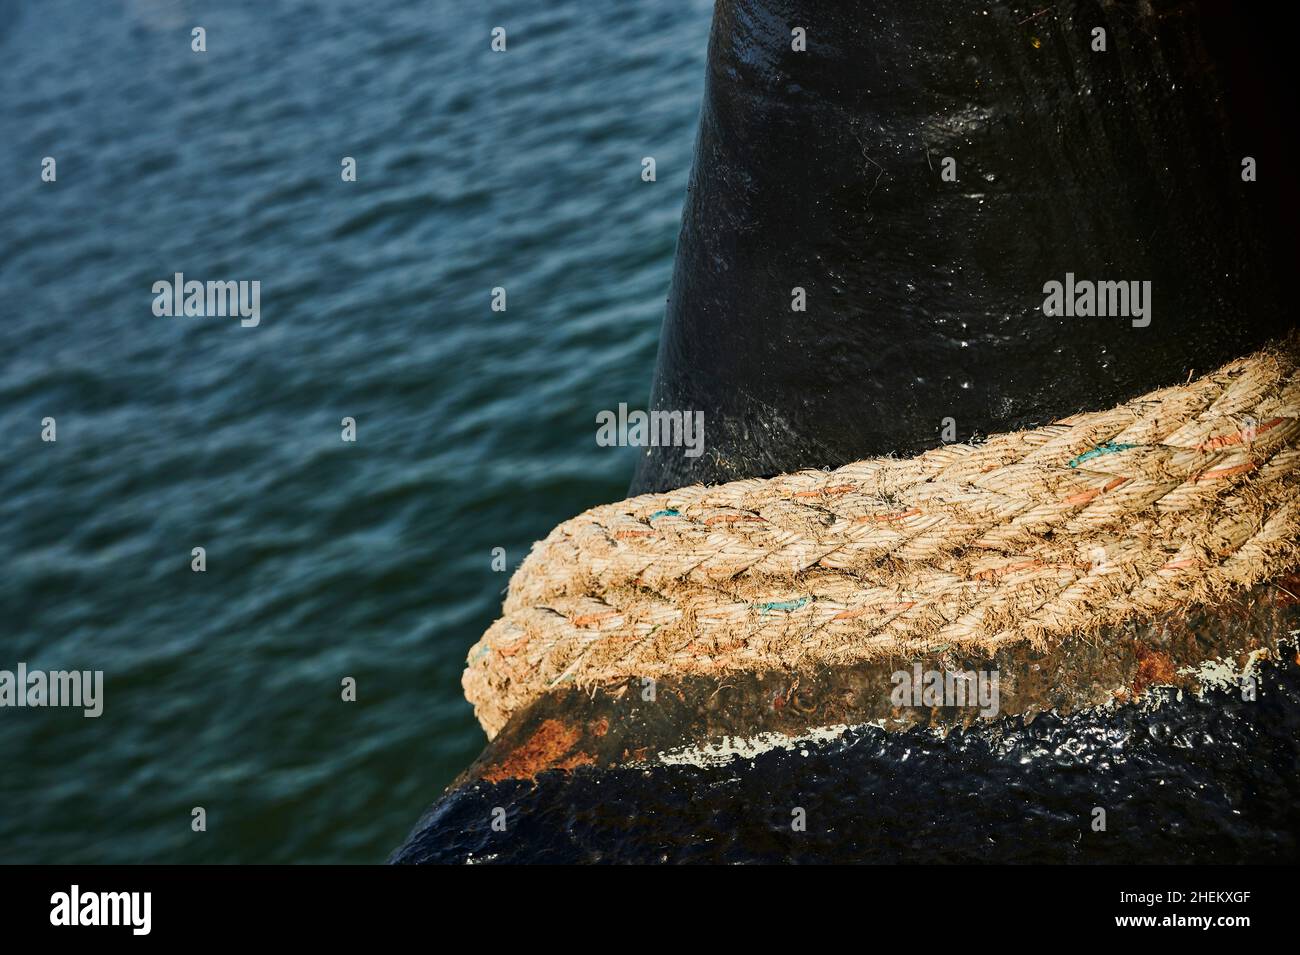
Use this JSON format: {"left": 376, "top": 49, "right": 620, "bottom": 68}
{"left": 465, "top": 339, "right": 1300, "bottom": 738}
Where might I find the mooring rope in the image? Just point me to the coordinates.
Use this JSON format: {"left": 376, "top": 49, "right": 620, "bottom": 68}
{"left": 464, "top": 338, "right": 1300, "bottom": 738}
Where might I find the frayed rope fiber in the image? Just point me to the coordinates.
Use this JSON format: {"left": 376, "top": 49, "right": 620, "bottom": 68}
{"left": 465, "top": 338, "right": 1300, "bottom": 738}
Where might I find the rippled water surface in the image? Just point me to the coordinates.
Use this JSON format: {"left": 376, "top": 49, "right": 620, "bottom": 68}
{"left": 0, "top": 0, "right": 712, "bottom": 862}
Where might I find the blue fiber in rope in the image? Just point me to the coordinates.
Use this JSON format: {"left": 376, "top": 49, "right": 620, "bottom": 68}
{"left": 1068, "top": 441, "right": 1136, "bottom": 469}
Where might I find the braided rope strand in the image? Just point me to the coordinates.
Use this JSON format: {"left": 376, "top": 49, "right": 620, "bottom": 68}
{"left": 465, "top": 339, "right": 1300, "bottom": 738}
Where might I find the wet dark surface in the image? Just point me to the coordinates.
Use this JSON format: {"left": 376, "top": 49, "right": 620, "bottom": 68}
{"left": 632, "top": 0, "right": 1297, "bottom": 495}
{"left": 392, "top": 2, "right": 1300, "bottom": 863}
{"left": 393, "top": 656, "right": 1300, "bottom": 864}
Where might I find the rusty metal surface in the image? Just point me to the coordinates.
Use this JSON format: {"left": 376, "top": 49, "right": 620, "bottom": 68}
{"left": 390, "top": 580, "right": 1300, "bottom": 863}
{"left": 451, "top": 579, "right": 1300, "bottom": 787}
{"left": 393, "top": 652, "right": 1300, "bottom": 864}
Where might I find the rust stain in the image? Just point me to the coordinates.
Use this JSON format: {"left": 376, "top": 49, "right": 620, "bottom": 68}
{"left": 455, "top": 580, "right": 1300, "bottom": 790}
{"left": 495, "top": 636, "right": 530, "bottom": 658}
{"left": 1132, "top": 644, "right": 1177, "bottom": 696}
{"left": 1196, "top": 460, "right": 1256, "bottom": 482}
{"left": 1063, "top": 476, "right": 1129, "bottom": 505}
{"left": 772, "top": 678, "right": 801, "bottom": 712}
{"left": 788, "top": 688, "right": 816, "bottom": 715}
{"left": 1196, "top": 417, "right": 1284, "bottom": 451}
{"left": 479, "top": 718, "right": 595, "bottom": 783}
{"left": 1271, "top": 574, "right": 1300, "bottom": 606}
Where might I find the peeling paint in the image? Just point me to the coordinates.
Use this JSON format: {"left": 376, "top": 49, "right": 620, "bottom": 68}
{"left": 655, "top": 724, "right": 864, "bottom": 768}
{"left": 651, "top": 648, "right": 1284, "bottom": 770}
{"left": 1178, "top": 648, "right": 1271, "bottom": 696}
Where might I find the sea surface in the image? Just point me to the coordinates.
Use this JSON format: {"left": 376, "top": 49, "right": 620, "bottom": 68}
{"left": 0, "top": 0, "right": 713, "bottom": 863}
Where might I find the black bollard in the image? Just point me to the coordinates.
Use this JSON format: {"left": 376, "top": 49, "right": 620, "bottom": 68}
{"left": 394, "top": 1, "right": 1300, "bottom": 863}
{"left": 632, "top": 0, "right": 1295, "bottom": 494}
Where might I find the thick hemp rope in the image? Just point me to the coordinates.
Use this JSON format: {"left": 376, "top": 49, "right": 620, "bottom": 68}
{"left": 464, "top": 338, "right": 1300, "bottom": 738}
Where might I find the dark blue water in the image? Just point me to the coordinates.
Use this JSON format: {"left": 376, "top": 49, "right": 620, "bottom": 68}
{"left": 0, "top": 0, "right": 712, "bottom": 862}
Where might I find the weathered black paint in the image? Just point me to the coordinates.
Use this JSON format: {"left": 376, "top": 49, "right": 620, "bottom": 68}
{"left": 632, "top": 0, "right": 1296, "bottom": 494}
{"left": 393, "top": 660, "right": 1300, "bottom": 864}
{"left": 441, "top": 582, "right": 1299, "bottom": 794}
